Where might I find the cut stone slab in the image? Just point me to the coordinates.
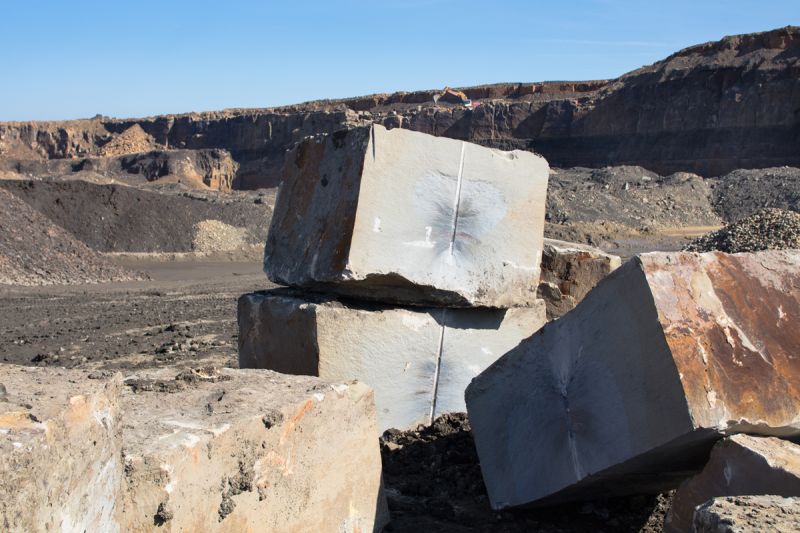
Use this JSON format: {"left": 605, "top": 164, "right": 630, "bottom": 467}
{"left": 538, "top": 238, "right": 622, "bottom": 319}
{"left": 238, "top": 289, "right": 547, "bottom": 430}
{"left": 694, "top": 495, "right": 800, "bottom": 533}
{"left": 0, "top": 366, "right": 123, "bottom": 533}
{"left": 666, "top": 434, "right": 800, "bottom": 532}
{"left": 465, "top": 250, "right": 800, "bottom": 509}
{"left": 119, "top": 366, "right": 388, "bottom": 532}
{"left": 265, "top": 124, "right": 549, "bottom": 307}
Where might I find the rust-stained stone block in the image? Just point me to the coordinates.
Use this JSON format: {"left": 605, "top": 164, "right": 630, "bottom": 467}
{"left": 264, "top": 124, "right": 549, "bottom": 307}
{"left": 238, "top": 289, "right": 547, "bottom": 430}
{"left": 466, "top": 250, "right": 800, "bottom": 509}
{"left": 694, "top": 495, "right": 800, "bottom": 532}
{"left": 0, "top": 366, "right": 123, "bottom": 532}
{"left": 666, "top": 434, "right": 800, "bottom": 533}
{"left": 119, "top": 367, "right": 388, "bottom": 532}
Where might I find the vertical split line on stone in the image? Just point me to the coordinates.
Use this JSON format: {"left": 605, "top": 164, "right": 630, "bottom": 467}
{"left": 429, "top": 308, "right": 447, "bottom": 425}
{"left": 448, "top": 142, "right": 466, "bottom": 256}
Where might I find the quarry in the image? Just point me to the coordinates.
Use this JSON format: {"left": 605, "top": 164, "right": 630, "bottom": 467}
{"left": 1, "top": 25, "right": 800, "bottom": 533}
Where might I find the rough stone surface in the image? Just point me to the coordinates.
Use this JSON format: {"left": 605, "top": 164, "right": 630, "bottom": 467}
{"left": 694, "top": 495, "right": 800, "bottom": 533}
{"left": 537, "top": 238, "right": 622, "bottom": 319}
{"left": 0, "top": 366, "right": 123, "bottom": 532}
{"left": 119, "top": 366, "right": 388, "bottom": 532}
{"left": 665, "top": 434, "right": 800, "bottom": 532}
{"left": 466, "top": 250, "right": 800, "bottom": 510}
{"left": 264, "top": 124, "right": 549, "bottom": 307}
{"left": 238, "top": 289, "right": 547, "bottom": 430}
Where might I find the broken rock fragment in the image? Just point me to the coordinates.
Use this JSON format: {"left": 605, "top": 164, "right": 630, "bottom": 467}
{"left": 0, "top": 366, "right": 123, "bottom": 532}
{"left": 537, "top": 238, "right": 622, "bottom": 319}
{"left": 120, "top": 366, "right": 388, "bottom": 532}
{"left": 238, "top": 289, "right": 547, "bottom": 430}
{"left": 466, "top": 250, "right": 800, "bottom": 509}
{"left": 665, "top": 434, "right": 800, "bottom": 532}
{"left": 694, "top": 495, "right": 800, "bottom": 533}
{"left": 265, "top": 124, "right": 549, "bottom": 307}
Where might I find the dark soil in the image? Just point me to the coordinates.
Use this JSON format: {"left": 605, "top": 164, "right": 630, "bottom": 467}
{"left": 711, "top": 167, "right": 800, "bottom": 223}
{"left": 0, "top": 180, "right": 272, "bottom": 253}
{"left": 381, "top": 413, "right": 673, "bottom": 532}
{"left": 685, "top": 208, "right": 800, "bottom": 253}
{"left": 0, "top": 188, "right": 141, "bottom": 285}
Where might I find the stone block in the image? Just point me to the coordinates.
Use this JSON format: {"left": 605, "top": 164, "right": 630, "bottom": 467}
{"left": 238, "top": 289, "right": 547, "bottom": 430}
{"left": 465, "top": 250, "right": 800, "bottom": 509}
{"left": 694, "top": 495, "right": 800, "bottom": 533}
{"left": 0, "top": 366, "right": 123, "bottom": 532}
{"left": 538, "top": 238, "right": 622, "bottom": 319}
{"left": 119, "top": 366, "right": 388, "bottom": 532}
{"left": 666, "top": 434, "right": 800, "bottom": 532}
{"left": 265, "top": 124, "right": 549, "bottom": 307}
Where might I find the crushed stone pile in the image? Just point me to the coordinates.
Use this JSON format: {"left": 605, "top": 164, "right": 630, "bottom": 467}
{"left": 380, "top": 413, "right": 672, "bottom": 532}
{"left": 711, "top": 167, "right": 800, "bottom": 222}
{"left": 192, "top": 219, "right": 250, "bottom": 253}
{"left": 685, "top": 208, "right": 800, "bottom": 253}
{"left": 0, "top": 188, "right": 143, "bottom": 285}
{"left": 98, "top": 124, "right": 158, "bottom": 157}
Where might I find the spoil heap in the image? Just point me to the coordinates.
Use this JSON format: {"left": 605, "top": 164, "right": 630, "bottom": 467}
{"left": 239, "top": 124, "right": 551, "bottom": 430}
{"left": 685, "top": 208, "right": 800, "bottom": 253}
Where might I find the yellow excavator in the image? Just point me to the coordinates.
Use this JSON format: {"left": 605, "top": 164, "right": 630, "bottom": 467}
{"left": 433, "top": 86, "right": 478, "bottom": 108}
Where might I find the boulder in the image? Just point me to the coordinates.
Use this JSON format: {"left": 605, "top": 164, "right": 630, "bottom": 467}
{"left": 119, "top": 366, "right": 388, "bottom": 532}
{"left": 694, "top": 495, "right": 800, "bottom": 533}
{"left": 264, "top": 124, "right": 549, "bottom": 307}
{"left": 238, "top": 289, "right": 547, "bottom": 430}
{"left": 0, "top": 366, "right": 123, "bottom": 532}
{"left": 537, "top": 238, "right": 622, "bottom": 319}
{"left": 465, "top": 250, "right": 800, "bottom": 509}
{"left": 666, "top": 434, "right": 800, "bottom": 532}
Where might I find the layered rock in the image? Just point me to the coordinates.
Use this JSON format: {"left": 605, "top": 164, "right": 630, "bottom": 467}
{"left": 0, "top": 367, "right": 123, "bottom": 532}
{"left": 264, "top": 124, "right": 549, "bottom": 307}
{"left": 238, "top": 289, "right": 547, "bottom": 430}
{"left": 537, "top": 238, "right": 622, "bottom": 319}
{"left": 666, "top": 435, "right": 800, "bottom": 532}
{"left": 465, "top": 250, "right": 800, "bottom": 509}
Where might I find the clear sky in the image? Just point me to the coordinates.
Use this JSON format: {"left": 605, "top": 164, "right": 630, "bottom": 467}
{"left": 1, "top": 0, "right": 797, "bottom": 121}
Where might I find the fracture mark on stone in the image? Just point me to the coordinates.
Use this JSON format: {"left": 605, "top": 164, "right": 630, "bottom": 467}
{"left": 448, "top": 142, "right": 467, "bottom": 256}
{"left": 371, "top": 124, "right": 377, "bottom": 160}
{"left": 429, "top": 308, "right": 448, "bottom": 424}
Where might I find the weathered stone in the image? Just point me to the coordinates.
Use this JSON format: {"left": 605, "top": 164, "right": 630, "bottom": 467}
{"left": 537, "top": 238, "right": 622, "bottom": 319}
{"left": 0, "top": 366, "right": 123, "bottom": 532}
{"left": 466, "top": 250, "right": 800, "bottom": 509}
{"left": 119, "top": 366, "right": 388, "bottom": 532}
{"left": 264, "top": 124, "right": 549, "bottom": 307}
{"left": 238, "top": 289, "right": 547, "bottom": 430}
{"left": 694, "top": 495, "right": 800, "bottom": 533}
{"left": 666, "top": 435, "right": 800, "bottom": 532}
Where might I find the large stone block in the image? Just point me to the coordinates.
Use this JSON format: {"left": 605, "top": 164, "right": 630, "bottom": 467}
{"left": 119, "top": 366, "right": 388, "bottom": 532}
{"left": 666, "top": 434, "right": 800, "bottom": 532}
{"left": 238, "top": 289, "right": 547, "bottom": 430}
{"left": 264, "top": 124, "right": 549, "bottom": 307}
{"left": 465, "top": 250, "right": 800, "bottom": 509}
{"left": 538, "top": 238, "right": 622, "bottom": 319}
{"left": 0, "top": 366, "right": 123, "bottom": 533}
{"left": 694, "top": 495, "right": 800, "bottom": 533}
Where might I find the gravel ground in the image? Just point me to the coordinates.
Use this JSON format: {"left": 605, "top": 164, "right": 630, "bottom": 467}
{"left": 685, "top": 208, "right": 800, "bottom": 253}
{"left": 711, "top": 167, "right": 800, "bottom": 222}
{"left": 381, "top": 413, "right": 673, "bottom": 532}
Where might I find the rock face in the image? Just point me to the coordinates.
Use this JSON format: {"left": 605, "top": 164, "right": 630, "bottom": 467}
{"left": 1, "top": 27, "right": 797, "bottom": 186}
{"left": 0, "top": 367, "right": 123, "bottom": 532}
{"left": 119, "top": 366, "right": 388, "bottom": 532}
{"left": 537, "top": 238, "right": 622, "bottom": 319}
{"left": 465, "top": 250, "right": 800, "bottom": 509}
{"left": 694, "top": 495, "right": 800, "bottom": 533}
{"left": 665, "top": 435, "right": 800, "bottom": 532}
{"left": 238, "top": 289, "right": 547, "bottom": 430}
{"left": 265, "top": 124, "right": 549, "bottom": 307}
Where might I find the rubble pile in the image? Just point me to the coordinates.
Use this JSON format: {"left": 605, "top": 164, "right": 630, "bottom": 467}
{"left": 685, "top": 207, "right": 800, "bottom": 253}
{"left": 239, "top": 124, "right": 551, "bottom": 430}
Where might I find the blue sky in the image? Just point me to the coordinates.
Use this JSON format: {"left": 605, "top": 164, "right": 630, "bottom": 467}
{"left": 1, "top": 0, "right": 797, "bottom": 120}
